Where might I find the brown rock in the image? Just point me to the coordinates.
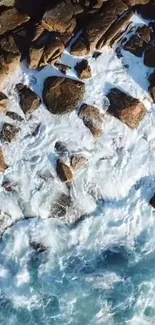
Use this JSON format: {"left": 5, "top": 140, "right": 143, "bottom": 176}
{"left": 0, "top": 147, "right": 7, "bottom": 172}
{"left": 75, "top": 60, "right": 92, "bottom": 79}
{"left": 54, "top": 63, "right": 71, "bottom": 75}
{"left": 123, "top": 34, "right": 145, "bottom": 57}
{"left": 0, "top": 92, "right": 8, "bottom": 114}
{"left": 144, "top": 43, "right": 155, "bottom": 67}
{"left": 43, "top": 77, "right": 85, "bottom": 115}
{"left": 1, "top": 124, "right": 19, "bottom": 143}
{"left": 148, "top": 71, "right": 155, "bottom": 102}
{"left": 15, "top": 83, "right": 41, "bottom": 115}
{"left": 70, "top": 36, "right": 89, "bottom": 56}
{"left": 138, "top": 1, "right": 155, "bottom": 20}
{"left": 56, "top": 159, "right": 73, "bottom": 183}
{"left": 78, "top": 104, "right": 103, "bottom": 138}
{"left": 71, "top": 156, "right": 88, "bottom": 170}
{"left": 28, "top": 46, "right": 44, "bottom": 69}
{"left": 107, "top": 88, "right": 147, "bottom": 129}
{"left": 42, "top": 1, "right": 75, "bottom": 34}
{"left": 137, "top": 25, "right": 152, "bottom": 43}
{"left": 123, "top": 0, "right": 150, "bottom": 5}
{"left": 6, "top": 111, "right": 24, "bottom": 122}
{"left": 0, "top": 8, "right": 30, "bottom": 36}
{"left": 41, "top": 37, "right": 65, "bottom": 66}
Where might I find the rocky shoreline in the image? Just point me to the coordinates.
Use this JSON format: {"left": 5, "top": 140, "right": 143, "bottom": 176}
{"left": 0, "top": 0, "right": 155, "bottom": 234}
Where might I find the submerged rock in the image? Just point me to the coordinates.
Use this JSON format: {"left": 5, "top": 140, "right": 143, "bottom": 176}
{"left": 15, "top": 83, "right": 41, "bottom": 115}
{"left": 71, "top": 156, "right": 88, "bottom": 170}
{"left": 43, "top": 77, "right": 85, "bottom": 115}
{"left": 107, "top": 88, "right": 147, "bottom": 129}
{"left": 51, "top": 192, "right": 72, "bottom": 218}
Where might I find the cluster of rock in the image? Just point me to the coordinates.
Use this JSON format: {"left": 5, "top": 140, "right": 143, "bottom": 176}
{"left": 0, "top": 0, "right": 152, "bottom": 81}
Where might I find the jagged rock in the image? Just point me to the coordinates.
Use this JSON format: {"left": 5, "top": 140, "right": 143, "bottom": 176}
{"left": 1, "top": 123, "right": 19, "bottom": 143}
{"left": 2, "top": 181, "right": 17, "bottom": 192}
{"left": 28, "top": 46, "right": 44, "bottom": 69}
{"left": 32, "top": 24, "right": 45, "bottom": 42}
{"left": 30, "top": 241, "right": 47, "bottom": 253}
{"left": 75, "top": 60, "right": 92, "bottom": 79}
{"left": 84, "top": 0, "right": 128, "bottom": 52}
{"left": 42, "top": 1, "right": 76, "bottom": 34}
{"left": 71, "top": 156, "right": 88, "bottom": 170}
{"left": 6, "top": 111, "right": 24, "bottom": 122}
{"left": 0, "top": 92, "right": 8, "bottom": 113}
{"left": 0, "top": 148, "right": 7, "bottom": 172}
{"left": 107, "top": 88, "right": 147, "bottom": 129}
{"left": 56, "top": 159, "right": 73, "bottom": 183}
{"left": 41, "top": 37, "right": 65, "bottom": 66}
{"left": 54, "top": 63, "right": 71, "bottom": 75}
{"left": 123, "top": 34, "right": 145, "bottom": 57}
{"left": 15, "top": 83, "right": 41, "bottom": 114}
{"left": 148, "top": 71, "right": 155, "bottom": 102}
{"left": 78, "top": 104, "right": 103, "bottom": 138}
{"left": 55, "top": 141, "right": 69, "bottom": 157}
{"left": 123, "top": 25, "right": 152, "bottom": 57}
{"left": 144, "top": 43, "right": 155, "bottom": 67}
{"left": 43, "top": 77, "right": 85, "bottom": 115}
{"left": 70, "top": 36, "right": 89, "bottom": 56}
{"left": 150, "top": 194, "right": 155, "bottom": 208}
{"left": 0, "top": 7, "right": 30, "bottom": 36}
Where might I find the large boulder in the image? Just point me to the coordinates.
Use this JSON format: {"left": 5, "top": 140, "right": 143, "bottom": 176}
{"left": 43, "top": 76, "right": 85, "bottom": 115}
{"left": 0, "top": 8, "right": 30, "bottom": 36}
{"left": 107, "top": 88, "right": 147, "bottom": 129}
{"left": 15, "top": 83, "right": 41, "bottom": 114}
{"left": 42, "top": 0, "right": 76, "bottom": 34}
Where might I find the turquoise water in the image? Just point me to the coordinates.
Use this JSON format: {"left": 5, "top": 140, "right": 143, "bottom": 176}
{"left": 0, "top": 201, "right": 155, "bottom": 325}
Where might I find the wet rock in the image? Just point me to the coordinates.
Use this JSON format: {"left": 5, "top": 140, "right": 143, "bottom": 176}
{"left": 43, "top": 77, "right": 85, "bottom": 115}
{"left": 6, "top": 111, "right": 24, "bottom": 122}
{"left": 54, "top": 63, "right": 71, "bottom": 75}
{"left": 41, "top": 37, "right": 65, "bottom": 66}
{"left": 15, "top": 83, "right": 41, "bottom": 115}
{"left": 1, "top": 123, "right": 19, "bottom": 143}
{"left": 144, "top": 43, "right": 155, "bottom": 67}
{"left": 75, "top": 59, "right": 92, "bottom": 79}
{"left": 123, "top": 34, "right": 145, "bottom": 57}
{"left": 56, "top": 159, "right": 73, "bottom": 183}
{"left": 0, "top": 147, "right": 7, "bottom": 172}
{"left": 42, "top": 1, "right": 76, "bottom": 34}
{"left": 148, "top": 71, "right": 155, "bottom": 102}
{"left": 0, "top": 92, "right": 8, "bottom": 114}
{"left": 70, "top": 36, "right": 89, "bottom": 56}
{"left": 137, "top": 25, "right": 152, "bottom": 43}
{"left": 30, "top": 241, "right": 47, "bottom": 253}
{"left": 2, "top": 181, "right": 17, "bottom": 192}
{"left": 107, "top": 88, "right": 147, "bottom": 129}
{"left": 78, "top": 104, "right": 103, "bottom": 138}
{"left": 71, "top": 156, "right": 88, "bottom": 170}
{"left": 15, "top": 0, "right": 46, "bottom": 20}
{"left": 55, "top": 141, "right": 69, "bottom": 157}
{"left": 0, "top": 7, "right": 30, "bottom": 36}
{"left": 150, "top": 194, "right": 155, "bottom": 208}
{"left": 51, "top": 192, "right": 72, "bottom": 218}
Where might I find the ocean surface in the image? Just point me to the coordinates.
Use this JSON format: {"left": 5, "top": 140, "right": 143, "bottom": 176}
{"left": 0, "top": 13, "right": 155, "bottom": 325}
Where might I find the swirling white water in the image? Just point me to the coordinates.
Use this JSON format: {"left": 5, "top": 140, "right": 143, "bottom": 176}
{"left": 0, "top": 13, "right": 155, "bottom": 325}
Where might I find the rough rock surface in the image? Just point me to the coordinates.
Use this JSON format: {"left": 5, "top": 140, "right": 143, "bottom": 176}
{"left": 0, "top": 7, "right": 30, "bottom": 36}
{"left": 71, "top": 156, "right": 88, "bottom": 170}
{"left": 75, "top": 60, "right": 92, "bottom": 79}
{"left": 0, "top": 148, "right": 7, "bottom": 172}
{"left": 148, "top": 71, "right": 155, "bottom": 102}
{"left": 78, "top": 104, "right": 103, "bottom": 138}
{"left": 1, "top": 123, "right": 19, "bottom": 143}
{"left": 43, "top": 77, "right": 85, "bottom": 115}
{"left": 0, "top": 92, "right": 8, "bottom": 114}
{"left": 15, "top": 83, "right": 41, "bottom": 115}
{"left": 56, "top": 159, "right": 73, "bottom": 183}
{"left": 107, "top": 88, "right": 147, "bottom": 129}
{"left": 123, "top": 25, "right": 152, "bottom": 57}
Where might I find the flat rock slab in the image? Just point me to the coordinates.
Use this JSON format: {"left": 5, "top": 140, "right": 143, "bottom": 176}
{"left": 43, "top": 77, "right": 85, "bottom": 115}
{"left": 0, "top": 8, "right": 30, "bottom": 36}
{"left": 107, "top": 88, "right": 147, "bottom": 129}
